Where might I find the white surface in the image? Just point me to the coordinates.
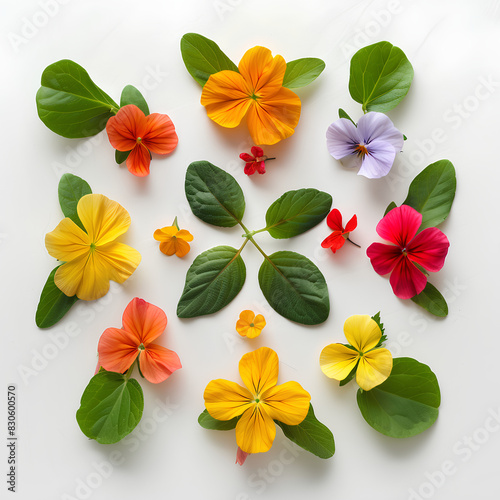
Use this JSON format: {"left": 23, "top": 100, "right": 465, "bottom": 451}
{"left": 2, "top": 0, "right": 500, "bottom": 499}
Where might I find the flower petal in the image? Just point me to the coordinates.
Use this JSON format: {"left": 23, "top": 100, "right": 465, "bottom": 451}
{"left": 326, "top": 118, "right": 362, "bottom": 159}
{"left": 159, "top": 239, "right": 176, "bottom": 256}
{"left": 356, "top": 348, "right": 393, "bottom": 391}
{"left": 143, "top": 113, "right": 178, "bottom": 155}
{"left": 106, "top": 104, "right": 147, "bottom": 151}
{"left": 376, "top": 205, "right": 422, "bottom": 248}
{"left": 176, "top": 229, "right": 194, "bottom": 242}
{"left": 389, "top": 256, "right": 428, "bottom": 299}
{"left": 407, "top": 227, "right": 450, "bottom": 272}
{"left": 255, "top": 161, "right": 266, "bottom": 174}
{"left": 239, "top": 347, "right": 278, "bottom": 396}
{"left": 261, "top": 381, "right": 311, "bottom": 425}
{"left": 319, "top": 343, "right": 359, "bottom": 381}
{"left": 321, "top": 232, "right": 345, "bottom": 253}
{"left": 240, "top": 153, "right": 255, "bottom": 162}
{"left": 344, "top": 214, "right": 358, "bottom": 233}
{"left": 236, "top": 447, "right": 250, "bottom": 466}
{"left": 326, "top": 208, "right": 343, "bottom": 231}
{"left": 204, "top": 379, "right": 253, "bottom": 421}
{"left": 122, "top": 297, "right": 167, "bottom": 346}
{"left": 253, "top": 314, "right": 266, "bottom": 330}
{"left": 139, "top": 344, "right": 181, "bottom": 384}
{"left": 45, "top": 217, "right": 90, "bottom": 262}
{"left": 246, "top": 87, "right": 301, "bottom": 145}
{"left": 343, "top": 315, "right": 382, "bottom": 352}
{"left": 173, "top": 238, "right": 191, "bottom": 257}
{"left": 153, "top": 226, "right": 177, "bottom": 241}
{"left": 126, "top": 143, "right": 151, "bottom": 177}
{"left": 366, "top": 242, "right": 403, "bottom": 275}
{"left": 97, "top": 327, "right": 139, "bottom": 373}
{"left": 235, "top": 405, "right": 276, "bottom": 454}
{"left": 357, "top": 112, "right": 404, "bottom": 151}
{"left": 238, "top": 47, "right": 278, "bottom": 95}
{"left": 94, "top": 241, "right": 141, "bottom": 286}
{"left": 77, "top": 194, "right": 131, "bottom": 246}
{"left": 244, "top": 162, "right": 257, "bottom": 175}
{"left": 251, "top": 146, "right": 264, "bottom": 157}
{"left": 357, "top": 139, "right": 396, "bottom": 179}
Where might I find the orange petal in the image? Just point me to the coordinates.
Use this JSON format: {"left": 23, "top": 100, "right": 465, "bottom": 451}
{"left": 174, "top": 238, "right": 190, "bottom": 257}
{"left": 153, "top": 226, "right": 177, "bottom": 242}
{"left": 235, "top": 404, "right": 276, "bottom": 454}
{"left": 106, "top": 104, "right": 147, "bottom": 151}
{"left": 122, "top": 297, "right": 167, "bottom": 346}
{"left": 238, "top": 46, "right": 283, "bottom": 96}
{"left": 176, "top": 229, "right": 194, "bottom": 242}
{"left": 97, "top": 327, "right": 139, "bottom": 373}
{"left": 159, "top": 238, "right": 176, "bottom": 256}
{"left": 143, "top": 113, "right": 178, "bottom": 154}
{"left": 139, "top": 344, "right": 182, "bottom": 384}
{"left": 261, "top": 381, "right": 311, "bottom": 425}
{"left": 246, "top": 87, "right": 301, "bottom": 145}
{"left": 204, "top": 379, "right": 253, "bottom": 421}
{"left": 239, "top": 347, "right": 278, "bottom": 396}
{"left": 126, "top": 143, "right": 151, "bottom": 176}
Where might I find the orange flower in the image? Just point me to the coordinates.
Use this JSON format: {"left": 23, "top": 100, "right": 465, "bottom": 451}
{"left": 153, "top": 219, "right": 193, "bottom": 257}
{"left": 106, "top": 104, "right": 178, "bottom": 177}
{"left": 97, "top": 297, "right": 181, "bottom": 384}
{"left": 236, "top": 310, "right": 266, "bottom": 338}
{"left": 201, "top": 46, "right": 301, "bottom": 145}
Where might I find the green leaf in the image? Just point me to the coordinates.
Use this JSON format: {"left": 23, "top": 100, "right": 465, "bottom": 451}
{"left": 76, "top": 371, "right": 144, "bottom": 444}
{"left": 338, "top": 108, "right": 356, "bottom": 125}
{"left": 57, "top": 173, "right": 92, "bottom": 230}
{"left": 36, "top": 266, "right": 79, "bottom": 328}
{"left": 282, "top": 58, "right": 325, "bottom": 89}
{"left": 180, "top": 33, "right": 238, "bottom": 86}
{"left": 36, "top": 59, "right": 119, "bottom": 138}
{"left": 185, "top": 161, "right": 245, "bottom": 227}
{"left": 265, "top": 189, "right": 332, "bottom": 239}
{"left": 177, "top": 246, "right": 246, "bottom": 318}
{"left": 403, "top": 160, "right": 456, "bottom": 230}
{"left": 357, "top": 357, "right": 440, "bottom": 438}
{"left": 115, "top": 149, "right": 131, "bottom": 165}
{"left": 384, "top": 201, "right": 397, "bottom": 216}
{"left": 349, "top": 41, "right": 414, "bottom": 112}
{"left": 198, "top": 409, "right": 240, "bottom": 430}
{"left": 120, "top": 85, "right": 149, "bottom": 115}
{"left": 411, "top": 282, "right": 448, "bottom": 317}
{"left": 258, "top": 251, "right": 329, "bottom": 325}
{"left": 275, "top": 404, "right": 335, "bottom": 459}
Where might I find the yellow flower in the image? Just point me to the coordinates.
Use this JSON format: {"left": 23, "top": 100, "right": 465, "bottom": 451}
{"left": 320, "top": 315, "right": 393, "bottom": 391}
{"left": 153, "top": 221, "right": 193, "bottom": 257}
{"left": 204, "top": 347, "right": 311, "bottom": 454}
{"left": 45, "top": 194, "right": 141, "bottom": 301}
{"left": 236, "top": 310, "right": 266, "bottom": 339}
{"left": 200, "top": 46, "right": 301, "bottom": 146}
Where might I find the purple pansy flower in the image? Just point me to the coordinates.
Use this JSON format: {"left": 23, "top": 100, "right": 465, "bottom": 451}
{"left": 326, "top": 112, "right": 404, "bottom": 179}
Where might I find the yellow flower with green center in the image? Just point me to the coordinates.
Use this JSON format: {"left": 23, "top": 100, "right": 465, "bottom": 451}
{"left": 204, "top": 347, "right": 311, "bottom": 454}
{"left": 45, "top": 194, "right": 141, "bottom": 301}
{"left": 320, "top": 315, "right": 393, "bottom": 391}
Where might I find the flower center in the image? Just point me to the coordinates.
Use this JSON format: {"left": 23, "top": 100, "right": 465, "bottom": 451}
{"left": 89, "top": 242, "right": 97, "bottom": 252}
{"left": 249, "top": 92, "right": 260, "bottom": 101}
{"left": 137, "top": 137, "right": 142, "bottom": 144}
{"left": 138, "top": 343, "right": 146, "bottom": 352}
{"left": 354, "top": 144, "right": 368, "bottom": 156}
{"left": 249, "top": 322, "right": 255, "bottom": 327}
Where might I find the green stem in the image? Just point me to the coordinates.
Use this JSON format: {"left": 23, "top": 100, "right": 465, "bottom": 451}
{"left": 246, "top": 236, "right": 269, "bottom": 260}
{"left": 242, "top": 227, "right": 269, "bottom": 238}
{"left": 347, "top": 237, "right": 361, "bottom": 248}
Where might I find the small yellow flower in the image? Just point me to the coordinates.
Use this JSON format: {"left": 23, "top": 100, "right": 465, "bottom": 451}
{"left": 236, "top": 310, "right": 266, "bottom": 339}
{"left": 153, "top": 218, "right": 193, "bottom": 257}
{"left": 319, "top": 315, "right": 393, "bottom": 391}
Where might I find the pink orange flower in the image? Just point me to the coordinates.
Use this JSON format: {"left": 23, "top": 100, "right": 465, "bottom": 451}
{"left": 97, "top": 297, "right": 181, "bottom": 383}
{"left": 154, "top": 218, "right": 193, "bottom": 257}
{"left": 321, "top": 208, "right": 358, "bottom": 253}
{"left": 366, "top": 205, "right": 449, "bottom": 299}
{"left": 239, "top": 146, "right": 275, "bottom": 175}
{"left": 106, "top": 104, "right": 178, "bottom": 177}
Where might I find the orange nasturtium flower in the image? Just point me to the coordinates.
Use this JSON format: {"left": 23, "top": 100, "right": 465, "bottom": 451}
{"left": 106, "top": 104, "right": 178, "bottom": 177}
{"left": 236, "top": 310, "right": 266, "bottom": 339}
{"left": 204, "top": 347, "right": 311, "bottom": 454}
{"left": 201, "top": 46, "right": 302, "bottom": 146}
{"left": 97, "top": 297, "right": 182, "bottom": 384}
{"left": 45, "top": 194, "right": 141, "bottom": 301}
{"left": 153, "top": 218, "right": 193, "bottom": 257}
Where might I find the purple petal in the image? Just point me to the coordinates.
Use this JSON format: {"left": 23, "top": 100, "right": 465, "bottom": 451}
{"left": 358, "top": 139, "right": 396, "bottom": 178}
{"left": 340, "top": 153, "right": 363, "bottom": 170}
{"left": 326, "top": 118, "right": 362, "bottom": 159}
{"left": 357, "top": 112, "right": 404, "bottom": 151}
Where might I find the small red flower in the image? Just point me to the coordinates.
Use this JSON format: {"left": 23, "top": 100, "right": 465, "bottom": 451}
{"left": 321, "top": 209, "right": 358, "bottom": 253}
{"left": 239, "top": 146, "right": 275, "bottom": 175}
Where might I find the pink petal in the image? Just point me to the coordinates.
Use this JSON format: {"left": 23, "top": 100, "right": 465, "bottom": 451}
{"left": 255, "top": 161, "right": 266, "bottom": 174}
{"left": 251, "top": 146, "right": 264, "bottom": 157}
{"left": 122, "top": 298, "right": 168, "bottom": 346}
{"left": 407, "top": 227, "right": 450, "bottom": 272}
{"left": 376, "top": 205, "right": 422, "bottom": 248}
{"left": 244, "top": 162, "right": 256, "bottom": 175}
{"left": 344, "top": 214, "right": 357, "bottom": 233}
{"left": 366, "top": 242, "right": 403, "bottom": 275}
{"left": 389, "top": 256, "right": 428, "bottom": 299}
{"left": 326, "top": 208, "right": 343, "bottom": 231}
{"left": 236, "top": 447, "right": 250, "bottom": 466}
{"left": 139, "top": 344, "right": 182, "bottom": 384}
{"left": 240, "top": 153, "right": 254, "bottom": 162}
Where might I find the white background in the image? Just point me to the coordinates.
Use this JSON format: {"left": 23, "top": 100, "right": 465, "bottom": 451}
{"left": 2, "top": 0, "right": 500, "bottom": 499}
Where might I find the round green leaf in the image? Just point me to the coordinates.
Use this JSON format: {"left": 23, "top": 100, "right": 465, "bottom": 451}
{"left": 403, "top": 160, "right": 456, "bottom": 230}
{"left": 120, "top": 85, "right": 149, "bottom": 115}
{"left": 282, "top": 58, "right": 325, "bottom": 89}
{"left": 265, "top": 188, "right": 332, "bottom": 239}
{"left": 411, "top": 282, "right": 448, "bottom": 317}
{"left": 275, "top": 404, "right": 335, "bottom": 459}
{"left": 181, "top": 33, "right": 238, "bottom": 86}
{"left": 36, "top": 59, "right": 119, "bottom": 138}
{"left": 185, "top": 161, "right": 245, "bottom": 227}
{"left": 258, "top": 251, "right": 329, "bottom": 325}
{"left": 198, "top": 409, "right": 240, "bottom": 430}
{"left": 58, "top": 173, "right": 92, "bottom": 230}
{"left": 357, "top": 357, "right": 441, "bottom": 438}
{"left": 349, "top": 41, "right": 414, "bottom": 112}
{"left": 177, "top": 245, "right": 246, "bottom": 318}
{"left": 76, "top": 371, "right": 144, "bottom": 444}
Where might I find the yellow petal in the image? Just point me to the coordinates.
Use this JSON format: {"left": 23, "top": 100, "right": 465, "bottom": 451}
{"left": 95, "top": 242, "right": 141, "bottom": 284}
{"left": 343, "top": 315, "right": 382, "bottom": 353}
{"left": 53, "top": 252, "right": 90, "bottom": 299}
{"left": 77, "top": 194, "right": 131, "bottom": 245}
{"left": 235, "top": 405, "right": 276, "bottom": 454}
{"left": 246, "top": 87, "right": 301, "bottom": 145}
{"left": 319, "top": 344, "right": 359, "bottom": 381}
{"left": 261, "top": 381, "right": 311, "bottom": 425}
{"left": 245, "top": 326, "right": 262, "bottom": 339}
{"left": 45, "top": 217, "right": 90, "bottom": 262}
{"left": 153, "top": 226, "right": 177, "bottom": 241}
{"left": 204, "top": 379, "right": 253, "bottom": 421}
{"left": 253, "top": 314, "right": 266, "bottom": 330}
{"left": 176, "top": 229, "right": 193, "bottom": 242}
{"left": 356, "top": 348, "right": 393, "bottom": 391}
{"left": 239, "top": 347, "right": 278, "bottom": 396}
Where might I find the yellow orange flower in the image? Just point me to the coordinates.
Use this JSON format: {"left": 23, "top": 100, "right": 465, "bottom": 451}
{"left": 204, "top": 347, "right": 311, "bottom": 454}
{"left": 45, "top": 194, "right": 141, "bottom": 301}
{"left": 236, "top": 310, "right": 266, "bottom": 339}
{"left": 320, "top": 315, "right": 393, "bottom": 391}
{"left": 153, "top": 220, "right": 193, "bottom": 257}
{"left": 201, "top": 46, "right": 301, "bottom": 145}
